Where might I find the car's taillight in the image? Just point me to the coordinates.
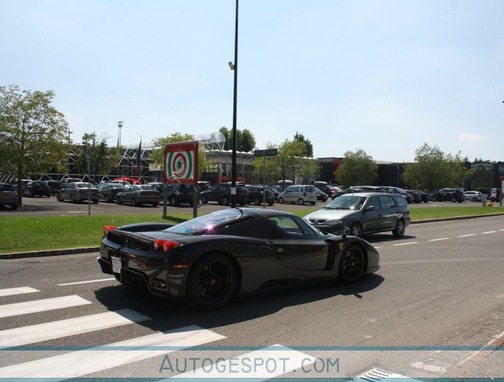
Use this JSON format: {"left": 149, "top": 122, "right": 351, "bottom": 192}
{"left": 102, "top": 225, "right": 117, "bottom": 237}
{"left": 153, "top": 239, "right": 178, "bottom": 253}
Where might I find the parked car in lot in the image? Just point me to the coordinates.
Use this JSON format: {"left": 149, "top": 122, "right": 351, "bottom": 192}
{"left": 44, "top": 180, "right": 62, "bottom": 195}
{"left": 314, "top": 188, "right": 328, "bottom": 202}
{"left": 200, "top": 183, "right": 248, "bottom": 206}
{"left": 278, "top": 185, "right": 317, "bottom": 205}
{"left": 57, "top": 182, "right": 99, "bottom": 203}
{"left": 98, "top": 182, "right": 126, "bottom": 203}
{"left": 429, "top": 188, "right": 464, "bottom": 203}
{"left": 0, "top": 182, "right": 18, "bottom": 210}
{"left": 304, "top": 192, "right": 410, "bottom": 238}
{"left": 116, "top": 184, "right": 161, "bottom": 207}
{"left": 23, "top": 181, "right": 51, "bottom": 197}
{"left": 464, "top": 190, "right": 483, "bottom": 202}
{"left": 98, "top": 208, "right": 380, "bottom": 309}
{"left": 165, "top": 184, "right": 196, "bottom": 206}
{"left": 245, "top": 185, "right": 275, "bottom": 206}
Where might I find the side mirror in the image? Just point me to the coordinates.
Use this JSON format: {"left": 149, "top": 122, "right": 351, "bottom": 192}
{"left": 365, "top": 205, "right": 376, "bottom": 211}
{"left": 342, "top": 226, "right": 350, "bottom": 238}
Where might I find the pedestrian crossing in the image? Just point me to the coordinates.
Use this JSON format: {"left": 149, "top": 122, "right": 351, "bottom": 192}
{"left": 0, "top": 286, "right": 317, "bottom": 380}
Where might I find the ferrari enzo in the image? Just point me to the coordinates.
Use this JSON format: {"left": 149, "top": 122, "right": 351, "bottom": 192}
{"left": 98, "top": 208, "right": 380, "bottom": 309}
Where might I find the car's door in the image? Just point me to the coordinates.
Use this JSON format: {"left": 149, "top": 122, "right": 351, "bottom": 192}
{"left": 377, "top": 195, "right": 401, "bottom": 230}
{"left": 267, "top": 215, "right": 330, "bottom": 276}
{"left": 359, "top": 195, "right": 384, "bottom": 232}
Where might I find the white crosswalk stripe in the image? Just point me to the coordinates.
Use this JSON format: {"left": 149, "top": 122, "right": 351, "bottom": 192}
{"left": 0, "top": 325, "right": 226, "bottom": 380}
{"left": 0, "top": 286, "right": 40, "bottom": 297}
{"left": 0, "top": 295, "right": 91, "bottom": 318}
{"left": 0, "top": 308, "right": 150, "bottom": 348}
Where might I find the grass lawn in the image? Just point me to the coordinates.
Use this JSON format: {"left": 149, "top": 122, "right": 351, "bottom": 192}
{"left": 1, "top": 205, "right": 503, "bottom": 254}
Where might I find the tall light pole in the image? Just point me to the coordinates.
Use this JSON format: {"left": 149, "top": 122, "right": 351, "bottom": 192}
{"left": 230, "top": 0, "right": 239, "bottom": 208}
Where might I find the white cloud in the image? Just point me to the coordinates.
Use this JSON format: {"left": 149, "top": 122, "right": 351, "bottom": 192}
{"left": 458, "top": 133, "right": 486, "bottom": 143}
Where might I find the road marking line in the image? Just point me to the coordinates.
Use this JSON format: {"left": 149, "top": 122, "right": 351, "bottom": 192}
{"left": 0, "top": 309, "right": 150, "bottom": 348}
{"left": 0, "top": 325, "right": 225, "bottom": 380}
{"left": 58, "top": 278, "right": 115, "bottom": 286}
{"left": 0, "top": 287, "right": 40, "bottom": 297}
{"left": 482, "top": 231, "right": 496, "bottom": 234}
{"left": 169, "top": 344, "right": 316, "bottom": 380}
{"left": 392, "top": 242, "right": 418, "bottom": 246}
{"left": 457, "top": 234, "right": 476, "bottom": 238}
{"left": 355, "top": 367, "right": 420, "bottom": 381}
{"left": 0, "top": 295, "right": 91, "bottom": 319}
{"left": 429, "top": 238, "right": 450, "bottom": 242}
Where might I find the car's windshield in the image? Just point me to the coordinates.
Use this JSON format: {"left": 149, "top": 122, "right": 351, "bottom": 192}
{"left": 324, "top": 195, "right": 366, "bottom": 210}
{"left": 165, "top": 209, "right": 244, "bottom": 235}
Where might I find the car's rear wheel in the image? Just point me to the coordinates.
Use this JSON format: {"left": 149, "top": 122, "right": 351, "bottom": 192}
{"left": 254, "top": 197, "right": 261, "bottom": 205}
{"left": 187, "top": 254, "right": 238, "bottom": 310}
{"left": 297, "top": 198, "right": 304, "bottom": 205}
{"left": 349, "top": 223, "right": 362, "bottom": 237}
{"left": 169, "top": 196, "right": 176, "bottom": 206}
{"left": 392, "top": 219, "right": 406, "bottom": 237}
{"left": 338, "top": 243, "right": 366, "bottom": 283}
{"left": 116, "top": 197, "right": 122, "bottom": 205}
{"left": 221, "top": 196, "right": 229, "bottom": 205}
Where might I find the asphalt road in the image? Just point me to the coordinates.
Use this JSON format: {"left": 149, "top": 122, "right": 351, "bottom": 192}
{"left": 1, "top": 215, "right": 503, "bottom": 380}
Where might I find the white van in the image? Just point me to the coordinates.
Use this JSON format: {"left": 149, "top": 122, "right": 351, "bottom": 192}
{"left": 278, "top": 185, "right": 317, "bottom": 205}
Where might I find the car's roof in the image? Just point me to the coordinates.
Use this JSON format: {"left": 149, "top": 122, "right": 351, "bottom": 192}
{"left": 239, "top": 207, "right": 296, "bottom": 218}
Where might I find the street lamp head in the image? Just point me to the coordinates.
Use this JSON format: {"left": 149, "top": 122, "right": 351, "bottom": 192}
{"left": 228, "top": 61, "right": 235, "bottom": 70}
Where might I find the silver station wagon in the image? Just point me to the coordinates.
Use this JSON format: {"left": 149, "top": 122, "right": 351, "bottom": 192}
{"left": 303, "top": 192, "right": 410, "bottom": 238}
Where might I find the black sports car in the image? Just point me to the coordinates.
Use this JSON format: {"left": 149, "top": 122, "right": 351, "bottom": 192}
{"left": 98, "top": 208, "right": 380, "bottom": 309}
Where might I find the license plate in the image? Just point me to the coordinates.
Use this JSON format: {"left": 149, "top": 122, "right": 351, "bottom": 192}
{"left": 111, "top": 256, "right": 122, "bottom": 274}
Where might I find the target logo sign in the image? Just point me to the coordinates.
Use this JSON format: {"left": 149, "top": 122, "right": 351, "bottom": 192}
{"left": 164, "top": 141, "right": 198, "bottom": 184}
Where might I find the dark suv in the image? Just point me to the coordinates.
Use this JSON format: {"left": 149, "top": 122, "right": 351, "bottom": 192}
{"left": 429, "top": 188, "right": 464, "bottom": 203}
{"left": 245, "top": 185, "right": 275, "bottom": 206}
{"left": 200, "top": 183, "right": 249, "bottom": 206}
{"left": 166, "top": 184, "right": 196, "bottom": 206}
{"left": 23, "top": 181, "right": 51, "bottom": 197}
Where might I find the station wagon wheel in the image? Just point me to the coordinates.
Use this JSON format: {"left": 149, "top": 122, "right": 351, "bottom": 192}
{"left": 187, "top": 254, "right": 237, "bottom": 310}
{"left": 349, "top": 223, "right": 362, "bottom": 237}
{"left": 393, "top": 219, "right": 406, "bottom": 237}
{"left": 297, "top": 198, "right": 304, "bottom": 205}
{"left": 338, "top": 243, "right": 365, "bottom": 283}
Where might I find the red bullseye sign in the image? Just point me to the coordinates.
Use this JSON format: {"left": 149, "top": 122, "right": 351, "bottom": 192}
{"left": 164, "top": 141, "right": 198, "bottom": 184}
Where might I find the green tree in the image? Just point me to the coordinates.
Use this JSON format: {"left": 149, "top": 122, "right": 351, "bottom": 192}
{"left": 402, "top": 143, "right": 472, "bottom": 191}
{"left": 293, "top": 132, "right": 314, "bottom": 157}
{"left": 219, "top": 126, "right": 256, "bottom": 152}
{"left": 335, "top": 149, "right": 377, "bottom": 186}
{"left": 0, "top": 85, "right": 70, "bottom": 201}
{"left": 74, "top": 133, "right": 120, "bottom": 181}
{"left": 150, "top": 132, "right": 210, "bottom": 177}
{"left": 254, "top": 139, "right": 318, "bottom": 184}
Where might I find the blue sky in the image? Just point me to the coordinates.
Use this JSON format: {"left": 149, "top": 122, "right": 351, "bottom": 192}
{"left": 1, "top": 0, "right": 503, "bottom": 162}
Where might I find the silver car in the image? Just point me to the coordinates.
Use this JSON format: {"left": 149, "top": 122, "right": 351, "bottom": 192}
{"left": 303, "top": 192, "right": 410, "bottom": 238}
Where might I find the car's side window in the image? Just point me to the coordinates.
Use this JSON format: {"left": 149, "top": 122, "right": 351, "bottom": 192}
{"left": 367, "top": 196, "right": 381, "bottom": 210}
{"left": 268, "top": 216, "right": 304, "bottom": 237}
{"left": 379, "top": 195, "right": 392, "bottom": 209}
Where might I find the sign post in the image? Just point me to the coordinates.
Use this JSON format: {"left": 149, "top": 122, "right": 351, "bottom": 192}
{"left": 254, "top": 149, "right": 278, "bottom": 207}
{"left": 163, "top": 141, "right": 199, "bottom": 218}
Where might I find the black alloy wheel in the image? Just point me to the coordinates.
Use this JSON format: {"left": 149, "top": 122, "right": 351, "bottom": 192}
{"left": 349, "top": 223, "right": 363, "bottom": 237}
{"left": 187, "top": 254, "right": 237, "bottom": 310}
{"left": 338, "top": 243, "right": 366, "bottom": 283}
{"left": 393, "top": 219, "right": 406, "bottom": 237}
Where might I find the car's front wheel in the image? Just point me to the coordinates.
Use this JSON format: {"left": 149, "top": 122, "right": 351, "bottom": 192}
{"left": 349, "top": 223, "right": 363, "bottom": 237}
{"left": 187, "top": 253, "right": 238, "bottom": 310}
{"left": 56, "top": 194, "right": 64, "bottom": 202}
{"left": 392, "top": 219, "right": 406, "bottom": 237}
{"left": 278, "top": 197, "right": 285, "bottom": 204}
{"left": 297, "top": 198, "right": 304, "bottom": 205}
{"left": 200, "top": 195, "right": 208, "bottom": 204}
{"left": 338, "top": 243, "right": 366, "bottom": 282}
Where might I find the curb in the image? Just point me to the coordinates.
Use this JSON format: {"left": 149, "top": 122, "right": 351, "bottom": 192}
{"left": 0, "top": 247, "right": 100, "bottom": 260}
